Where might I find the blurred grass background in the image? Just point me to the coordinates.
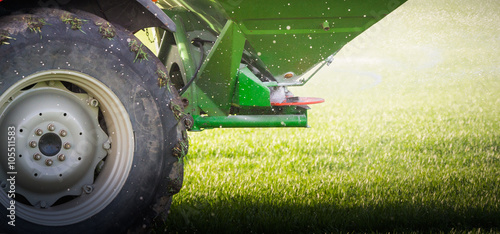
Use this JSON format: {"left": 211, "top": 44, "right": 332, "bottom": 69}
{"left": 162, "top": 0, "right": 500, "bottom": 232}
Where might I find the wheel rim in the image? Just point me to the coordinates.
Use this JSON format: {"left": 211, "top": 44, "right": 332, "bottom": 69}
{"left": 0, "top": 70, "right": 134, "bottom": 226}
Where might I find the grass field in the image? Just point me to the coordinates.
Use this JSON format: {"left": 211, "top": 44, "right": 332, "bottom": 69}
{"left": 161, "top": 0, "right": 500, "bottom": 232}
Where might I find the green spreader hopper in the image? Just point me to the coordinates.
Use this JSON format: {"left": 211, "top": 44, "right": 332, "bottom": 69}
{"left": 153, "top": 0, "right": 407, "bottom": 130}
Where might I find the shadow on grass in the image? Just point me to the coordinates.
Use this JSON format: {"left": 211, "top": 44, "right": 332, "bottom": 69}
{"left": 163, "top": 198, "right": 500, "bottom": 233}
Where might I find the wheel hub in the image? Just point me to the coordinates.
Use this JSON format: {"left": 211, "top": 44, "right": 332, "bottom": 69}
{"left": 0, "top": 81, "right": 108, "bottom": 207}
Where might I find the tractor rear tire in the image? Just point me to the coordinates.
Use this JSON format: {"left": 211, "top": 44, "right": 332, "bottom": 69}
{"left": 0, "top": 8, "right": 187, "bottom": 233}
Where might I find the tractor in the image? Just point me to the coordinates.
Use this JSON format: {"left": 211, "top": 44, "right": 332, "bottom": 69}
{"left": 0, "top": 0, "right": 406, "bottom": 232}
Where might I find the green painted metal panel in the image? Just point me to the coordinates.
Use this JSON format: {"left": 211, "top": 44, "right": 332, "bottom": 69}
{"left": 236, "top": 67, "right": 271, "bottom": 107}
{"left": 194, "top": 20, "right": 247, "bottom": 116}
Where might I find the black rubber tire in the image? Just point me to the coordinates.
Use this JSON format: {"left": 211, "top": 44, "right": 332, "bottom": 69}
{"left": 0, "top": 8, "right": 186, "bottom": 233}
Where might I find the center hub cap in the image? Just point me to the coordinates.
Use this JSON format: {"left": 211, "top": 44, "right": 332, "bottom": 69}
{"left": 39, "top": 133, "right": 62, "bottom": 156}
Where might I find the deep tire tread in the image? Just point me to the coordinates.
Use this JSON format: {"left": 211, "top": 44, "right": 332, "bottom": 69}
{"left": 0, "top": 8, "right": 187, "bottom": 234}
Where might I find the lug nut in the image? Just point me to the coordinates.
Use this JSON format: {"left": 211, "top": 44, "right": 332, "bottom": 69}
{"left": 90, "top": 99, "right": 99, "bottom": 107}
{"left": 103, "top": 141, "right": 111, "bottom": 150}
{"left": 47, "top": 124, "right": 55, "bottom": 131}
{"left": 45, "top": 159, "right": 53, "bottom": 166}
{"left": 83, "top": 185, "right": 94, "bottom": 194}
{"left": 63, "top": 142, "right": 71, "bottom": 149}
{"left": 29, "top": 141, "right": 37, "bottom": 148}
{"left": 57, "top": 154, "right": 66, "bottom": 161}
{"left": 59, "top": 130, "right": 67, "bottom": 137}
{"left": 35, "top": 129, "right": 43, "bottom": 136}
{"left": 33, "top": 153, "right": 42, "bottom": 160}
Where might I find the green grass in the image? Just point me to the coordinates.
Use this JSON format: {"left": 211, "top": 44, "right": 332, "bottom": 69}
{"left": 161, "top": 0, "right": 500, "bottom": 232}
